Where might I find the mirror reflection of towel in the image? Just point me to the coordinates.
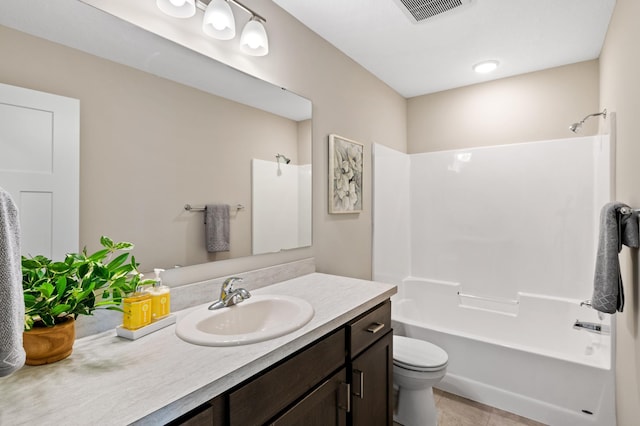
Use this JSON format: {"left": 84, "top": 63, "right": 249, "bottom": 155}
{"left": 592, "top": 202, "right": 640, "bottom": 314}
{"left": 205, "top": 204, "right": 230, "bottom": 253}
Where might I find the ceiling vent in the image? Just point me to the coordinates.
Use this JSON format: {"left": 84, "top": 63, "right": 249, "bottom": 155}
{"left": 393, "top": 0, "right": 473, "bottom": 23}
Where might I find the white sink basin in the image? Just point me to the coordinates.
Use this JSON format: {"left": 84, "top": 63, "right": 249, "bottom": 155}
{"left": 175, "top": 295, "right": 314, "bottom": 346}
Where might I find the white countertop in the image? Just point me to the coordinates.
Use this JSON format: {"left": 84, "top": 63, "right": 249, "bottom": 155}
{"left": 0, "top": 273, "right": 396, "bottom": 425}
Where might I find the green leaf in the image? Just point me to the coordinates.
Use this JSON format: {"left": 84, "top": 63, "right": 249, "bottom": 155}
{"left": 106, "top": 252, "right": 129, "bottom": 271}
{"left": 94, "top": 300, "right": 118, "bottom": 307}
{"left": 114, "top": 241, "right": 134, "bottom": 251}
{"left": 100, "top": 236, "right": 114, "bottom": 249}
{"left": 75, "top": 282, "right": 96, "bottom": 303}
{"left": 51, "top": 304, "right": 71, "bottom": 316}
{"left": 39, "top": 314, "right": 56, "bottom": 327}
{"left": 87, "top": 249, "right": 110, "bottom": 262}
{"left": 48, "top": 262, "right": 71, "bottom": 273}
{"left": 55, "top": 276, "right": 67, "bottom": 298}
{"left": 38, "top": 282, "right": 54, "bottom": 298}
{"left": 22, "top": 258, "right": 43, "bottom": 269}
{"left": 23, "top": 294, "right": 36, "bottom": 305}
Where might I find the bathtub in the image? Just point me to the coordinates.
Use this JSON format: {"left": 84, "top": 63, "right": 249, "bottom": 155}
{"left": 391, "top": 278, "right": 616, "bottom": 426}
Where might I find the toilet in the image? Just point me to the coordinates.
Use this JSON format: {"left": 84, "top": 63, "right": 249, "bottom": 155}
{"left": 393, "top": 335, "right": 449, "bottom": 426}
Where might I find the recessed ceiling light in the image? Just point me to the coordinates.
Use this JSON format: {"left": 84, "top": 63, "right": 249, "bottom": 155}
{"left": 473, "top": 60, "right": 499, "bottom": 74}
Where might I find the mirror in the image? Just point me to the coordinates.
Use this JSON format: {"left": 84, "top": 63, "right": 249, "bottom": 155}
{"left": 0, "top": 0, "right": 312, "bottom": 270}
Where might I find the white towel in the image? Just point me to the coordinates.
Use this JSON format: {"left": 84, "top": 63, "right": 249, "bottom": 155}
{"left": 0, "top": 187, "right": 26, "bottom": 376}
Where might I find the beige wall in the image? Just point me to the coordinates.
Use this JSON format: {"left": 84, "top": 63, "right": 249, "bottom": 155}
{"left": 600, "top": 0, "right": 640, "bottom": 423}
{"left": 0, "top": 25, "right": 305, "bottom": 270}
{"left": 297, "top": 119, "right": 312, "bottom": 165}
{"left": 407, "top": 60, "right": 600, "bottom": 153}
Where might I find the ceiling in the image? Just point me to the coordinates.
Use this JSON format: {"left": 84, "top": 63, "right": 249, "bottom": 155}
{"left": 272, "top": 0, "right": 616, "bottom": 98}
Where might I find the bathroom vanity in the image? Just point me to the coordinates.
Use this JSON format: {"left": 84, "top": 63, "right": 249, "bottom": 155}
{"left": 0, "top": 273, "right": 396, "bottom": 425}
{"left": 171, "top": 300, "right": 392, "bottom": 426}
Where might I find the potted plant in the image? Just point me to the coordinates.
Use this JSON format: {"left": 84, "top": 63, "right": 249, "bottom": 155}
{"left": 21, "top": 236, "right": 150, "bottom": 365}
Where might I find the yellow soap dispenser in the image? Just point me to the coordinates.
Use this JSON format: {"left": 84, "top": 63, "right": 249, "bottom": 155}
{"left": 122, "top": 285, "right": 152, "bottom": 330}
{"left": 150, "top": 268, "right": 171, "bottom": 321}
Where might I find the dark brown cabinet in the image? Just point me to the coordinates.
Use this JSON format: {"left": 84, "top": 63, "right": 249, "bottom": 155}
{"left": 229, "top": 329, "right": 347, "bottom": 426}
{"left": 350, "top": 332, "right": 393, "bottom": 426}
{"left": 348, "top": 300, "right": 393, "bottom": 426}
{"left": 270, "top": 369, "right": 348, "bottom": 426}
{"left": 170, "top": 300, "right": 392, "bottom": 426}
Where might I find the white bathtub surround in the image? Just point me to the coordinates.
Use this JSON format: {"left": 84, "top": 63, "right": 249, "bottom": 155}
{"left": 0, "top": 273, "right": 396, "bottom": 425}
{"left": 373, "top": 137, "right": 615, "bottom": 425}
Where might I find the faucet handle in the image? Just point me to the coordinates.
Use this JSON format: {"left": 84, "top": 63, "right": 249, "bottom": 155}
{"left": 223, "top": 276, "right": 244, "bottom": 290}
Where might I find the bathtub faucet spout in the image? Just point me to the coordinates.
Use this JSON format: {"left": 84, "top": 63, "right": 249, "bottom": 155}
{"left": 573, "top": 320, "right": 610, "bottom": 335}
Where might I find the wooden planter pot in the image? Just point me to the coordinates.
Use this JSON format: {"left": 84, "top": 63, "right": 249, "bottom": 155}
{"left": 23, "top": 318, "right": 75, "bottom": 366}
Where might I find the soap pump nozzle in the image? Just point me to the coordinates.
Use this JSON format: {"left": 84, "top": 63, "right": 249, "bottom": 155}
{"left": 153, "top": 268, "right": 165, "bottom": 288}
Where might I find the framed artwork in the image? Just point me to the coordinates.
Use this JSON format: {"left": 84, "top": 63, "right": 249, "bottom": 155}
{"left": 329, "top": 134, "right": 363, "bottom": 214}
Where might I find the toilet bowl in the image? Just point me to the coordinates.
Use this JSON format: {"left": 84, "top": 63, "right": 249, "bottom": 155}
{"left": 393, "top": 335, "right": 448, "bottom": 426}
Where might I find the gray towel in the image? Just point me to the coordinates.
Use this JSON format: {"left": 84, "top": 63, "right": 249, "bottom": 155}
{"left": 0, "top": 187, "right": 26, "bottom": 376}
{"left": 205, "top": 204, "right": 230, "bottom": 252}
{"left": 592, "top": 202, "right": 640, "bottom": 314}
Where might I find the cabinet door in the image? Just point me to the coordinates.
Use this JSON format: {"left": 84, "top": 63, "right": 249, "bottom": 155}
{"left": 269, "top": 369, "right": 348, "bottom": 426}
{"left": 351, "top": 331, "right": 393, "bottom": 426}
{"left": 230, "top": 330, "right": 346, "bottom": 426}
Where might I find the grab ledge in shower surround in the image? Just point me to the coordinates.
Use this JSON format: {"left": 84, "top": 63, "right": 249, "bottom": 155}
{"left": 457, "top": 291, "right": 519, "bottom": 316}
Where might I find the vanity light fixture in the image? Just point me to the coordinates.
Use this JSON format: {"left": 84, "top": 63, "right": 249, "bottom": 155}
{"left": 473, "top": 60, "right": 499, "bottom": 74}
{"left": 156, "top": 0, "right": 269, "bottom": 56}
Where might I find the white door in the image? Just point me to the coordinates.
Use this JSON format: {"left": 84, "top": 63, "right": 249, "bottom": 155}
{"left": 0, "top": 83, "right": 79, "bottom": 260}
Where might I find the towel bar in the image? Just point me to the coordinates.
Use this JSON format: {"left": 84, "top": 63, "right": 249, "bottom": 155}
{"left": 184, "top": 203, "right": 245, "bottom": 212}
{"left": 619, "top": 206, "right": 640, "bottom": 215}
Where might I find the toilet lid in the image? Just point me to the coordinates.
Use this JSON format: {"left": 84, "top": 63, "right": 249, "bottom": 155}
{"left": 393, "top": 335, "right": 448, "bottom": 372}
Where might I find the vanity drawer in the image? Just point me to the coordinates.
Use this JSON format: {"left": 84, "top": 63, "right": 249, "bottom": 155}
{"left": 229, "top": 328, "right": 347, "bottom": 426}
{"left": 349, "top": 300, "right": 391, "bottom": 358}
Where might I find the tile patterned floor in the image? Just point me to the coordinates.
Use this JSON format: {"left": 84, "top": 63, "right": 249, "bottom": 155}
{"left": 394, "top": 389, "right": 547, "bottom": 426}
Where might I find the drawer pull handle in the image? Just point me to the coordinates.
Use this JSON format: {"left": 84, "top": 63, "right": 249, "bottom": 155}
{"left": 366, "top": 322, "right": 385, "bottom": 334}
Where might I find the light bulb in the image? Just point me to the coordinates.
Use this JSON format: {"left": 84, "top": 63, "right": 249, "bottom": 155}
{"left": 240, "top": 19, "right": 269, "bottom": 56}
{"left": 156, "top": 0, "right": 195, "bottom": 18}
{"left": 203, "top": 0, "right": 236, "bottom": 40}
{"left": 473, "top": 60, "right": 499, "bottom": 74}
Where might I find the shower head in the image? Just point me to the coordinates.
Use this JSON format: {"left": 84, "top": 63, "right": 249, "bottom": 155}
{"left": 569, "top": 122, "right": 581, "bottom": 133}
{"left": 569, "top": 109, "right": 607, "bottom": 133}
{"left": 276, "top": 153, "right": 291, "bottom": 164}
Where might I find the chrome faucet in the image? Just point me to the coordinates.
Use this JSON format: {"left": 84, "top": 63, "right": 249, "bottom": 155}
{"left": 208, "top": 277, "right": 251, "bottom": 310}
{"left": 573, "top": 320, "right": 610, "bottom": 335}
